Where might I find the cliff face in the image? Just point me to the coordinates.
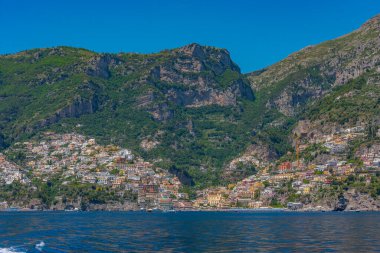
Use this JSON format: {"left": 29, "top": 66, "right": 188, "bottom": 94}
{"left": 37, "top": 95, "right": 99, "bottom": 128}
{"left": 85, "top": 54, "right": 113, "bottom": 79}
{"left": 141, "top": 43, "right": 253, "bottom": 119}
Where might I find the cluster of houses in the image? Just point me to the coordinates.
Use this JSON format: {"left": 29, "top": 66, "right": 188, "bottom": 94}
{"left": 1, "top": 132, "right": 192, "bottom": 210}
{"left": 295, "top": 125, "right": 380, "bottom": 172}
{"left": 1, "top": 126, "right": 379, "bottom": 211}
{"left": 195, "top": 126, "right": 380, "bottom": 210}
{"left": 356, "top": 143, "right": 380, "bottom": 169}
{"left": 0, "top": 154, "right": 30, "bottom": 185}
{"left": 320, "top": 126, "right": 366, "bottom": 154}
{"left": 194, "top": 156, "right": 377, "bottom": 209}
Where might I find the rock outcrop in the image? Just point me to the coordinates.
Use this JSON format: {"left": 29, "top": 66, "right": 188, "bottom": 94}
{"left": 333, "top": 195, "right": 348, "bottom": 211}
{"left": 85, "top": 54, "right": 114, "bottom": 79}
{"left": 38, "top": 95, "right": 99, "bottom": 128}
{"left": 344, "top": 189, "right": 380, "bottom": 211}
{"left": 146, "top": 43, "right": 253, "bottom": 111}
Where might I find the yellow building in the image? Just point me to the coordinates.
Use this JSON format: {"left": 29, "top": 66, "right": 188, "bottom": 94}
{"left": 248, "top": 201, "right": 263, "bottom": 208}
{"left": 344, "top": 167, "right": 355, "bottom": 175}
{"left": 193, "top": 198, "right": 207, "bottom": 208}
{"left": 302, "top": 186, "right": 311, "bottom": 194}
{"left": 313, "top": 176, "right": 325, "bottom": 182}
{"left": 272, "top": 173, "right": 295, "bottom": 181}
{"left": 207, "top": 193, "right": 222, "bottom": 207}
{"left": 27, "top": 160, "right": 36, "bottom": 167}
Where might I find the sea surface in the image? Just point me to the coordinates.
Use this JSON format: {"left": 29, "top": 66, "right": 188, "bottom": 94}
{"left": 0, "top": 211, "right": 379, "bottom": 252}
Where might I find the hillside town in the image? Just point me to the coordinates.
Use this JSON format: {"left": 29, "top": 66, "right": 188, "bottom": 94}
{"left": 0, "top": 132, "right": 191, "bottom": 211}
{"left": 195, "top": 124, "right": 380, "bottom": 211}
{"left": 0, "top": 126, "right": 379, "bottom": 211}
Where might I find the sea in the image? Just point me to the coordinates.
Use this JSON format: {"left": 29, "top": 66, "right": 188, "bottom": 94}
{"left": 0, "top": 211, "right": 379, "bottom": 252}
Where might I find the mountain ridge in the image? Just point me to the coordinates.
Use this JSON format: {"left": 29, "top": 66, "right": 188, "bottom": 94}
{"left": 0, "top": 41, "right": 257, "bottom": 186}
{"left": 0, "top": 15, "right": 379, "bottom": 187}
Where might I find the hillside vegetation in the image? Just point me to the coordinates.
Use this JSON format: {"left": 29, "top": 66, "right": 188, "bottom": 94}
{"left": 1, "top": 15, "right": 380, "bottom": 187}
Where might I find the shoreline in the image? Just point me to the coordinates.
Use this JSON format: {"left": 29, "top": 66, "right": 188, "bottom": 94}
{"left": 0, "top": 207, "right": 377, "bottom": 213}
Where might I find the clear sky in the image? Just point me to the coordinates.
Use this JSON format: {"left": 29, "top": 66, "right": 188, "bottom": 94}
{"left": 1, "top": 0, "right": 380, "bottom": 72}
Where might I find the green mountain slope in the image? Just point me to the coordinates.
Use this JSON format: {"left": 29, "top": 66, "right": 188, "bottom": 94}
{"left": 236, "top": 14, "right": 380, "bottom": 166}
{"left": 1, "top": 15, "right": 379, "bottom": 187}
{"left": 247, "top": 14, "right": 380, "bottom": 117}
{"left": 0, "top": 44, "right": 258, "bottom": 187}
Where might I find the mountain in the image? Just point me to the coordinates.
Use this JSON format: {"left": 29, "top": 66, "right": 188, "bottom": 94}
{"left": 246, "top": 14, "right": 380, "bottom": 117}
{"left": 0, "top": 43, "right": 257, "bottom": 187}
{"left": 1, "top": 15, "right": 380, "bottom": 188}
{"left": 237, "top": 14, "right": 380, "bottom": 169}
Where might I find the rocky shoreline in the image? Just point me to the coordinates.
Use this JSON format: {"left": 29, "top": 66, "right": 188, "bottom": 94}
{"left": 2, "top": 205, "right": 379, "bottom": 212}
{"left": 2, "top": 189, "right": 379, "bottom": 212}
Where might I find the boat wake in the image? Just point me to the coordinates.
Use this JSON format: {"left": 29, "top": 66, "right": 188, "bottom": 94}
{"left": 0, "top": 241, "right": 45, "bottom": 253}
{"left": 35, "top": 241, "right": 45, "bottom": 252}
{"left": 0, "top": 247, "right": 25, "bottom": 253}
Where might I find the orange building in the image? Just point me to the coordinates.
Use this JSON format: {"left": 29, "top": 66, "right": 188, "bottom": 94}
{"left": 278, "top": 162, "right": 292, "bottom": 172}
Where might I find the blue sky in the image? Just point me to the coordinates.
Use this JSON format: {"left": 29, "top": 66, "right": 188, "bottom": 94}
{"left": 1, "top": 0, "right": 380, "bottom": 72}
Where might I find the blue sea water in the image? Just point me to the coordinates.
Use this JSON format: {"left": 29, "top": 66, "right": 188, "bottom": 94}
{"left": 0, "top": 211, "right": 379, "bottom": 252}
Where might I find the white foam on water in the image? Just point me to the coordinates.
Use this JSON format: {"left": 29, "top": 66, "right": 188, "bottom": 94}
{"left": 0, "top": 247, "right": 25, "bottom": 253}
{"left": 35, "top": 241, "right": 45, "bottom": 252}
